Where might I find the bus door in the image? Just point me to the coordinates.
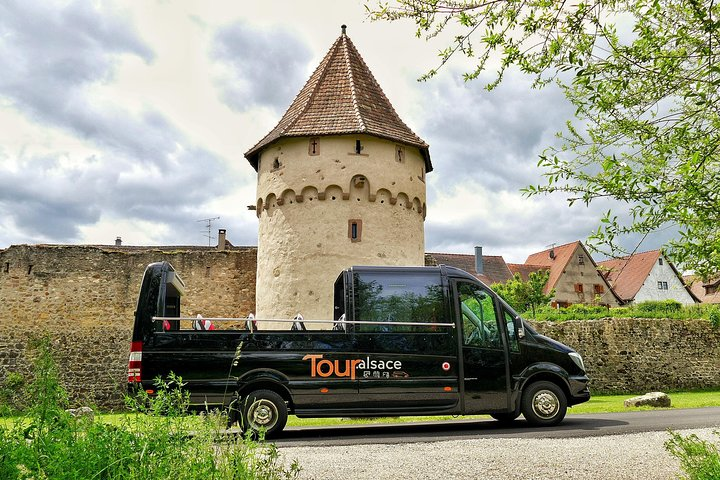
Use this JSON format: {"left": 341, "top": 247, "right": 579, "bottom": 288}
{"left": 455, "top": 281, "right": 510, "bottom": 413}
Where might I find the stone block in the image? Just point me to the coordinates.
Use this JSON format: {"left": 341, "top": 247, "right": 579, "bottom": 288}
{"left": 624, "top": 392, "right": 671, "bottom": 408}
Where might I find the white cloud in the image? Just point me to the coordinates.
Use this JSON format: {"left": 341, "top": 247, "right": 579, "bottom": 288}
{"left": 0, "top": 0, "right": 671, "bottom": 261}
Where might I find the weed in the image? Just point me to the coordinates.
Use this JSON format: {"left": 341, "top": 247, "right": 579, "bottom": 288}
{"left": 666, "top": 430, "right": 720, "bottom": 479}
{"left": 0, "top": 337, "right": 300, "bottom": 480}
{"left": 0, "top": 372, "right": 26, "bottom": 416}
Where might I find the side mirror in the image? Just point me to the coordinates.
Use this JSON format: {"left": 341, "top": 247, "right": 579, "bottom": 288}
{"left": 515, "top": 316, "right": 525, "bottom": 339}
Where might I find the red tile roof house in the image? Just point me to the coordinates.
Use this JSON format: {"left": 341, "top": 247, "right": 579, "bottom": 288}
{"left": 685, "top": 275, "right": 720, "bottom": 304}
{"left": 598, "top": 250, "right": 699, "bottom": 305}
{"left": 425, "top": 247, "right": 515, "bottom": 286}
{"left": 525, "top": 241, "right": 621, "bottom": 308}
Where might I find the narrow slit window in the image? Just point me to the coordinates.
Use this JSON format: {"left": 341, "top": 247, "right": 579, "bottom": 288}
{"left": 309, "top": 137, "right": 320, "bottom": 156}
{"left": 348, "top": 219, "right": 362, "bottom": 242}
{"left": 355, "top": 140, "right": 362, "bottom": 154}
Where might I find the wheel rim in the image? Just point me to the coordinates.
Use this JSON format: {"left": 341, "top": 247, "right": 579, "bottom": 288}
{"left": 532, "top": 389, "right": 559, "bottom": 419}
{"left": 247, "top": 399, "right": 278, "bottom": 430}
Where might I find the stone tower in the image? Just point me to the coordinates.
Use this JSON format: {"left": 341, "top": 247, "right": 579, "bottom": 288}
{"left": 244, "top": 25, "right": 432, "bottom": 324}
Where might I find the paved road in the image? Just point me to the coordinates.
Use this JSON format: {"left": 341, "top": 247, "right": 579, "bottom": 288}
{"left": 275, "top": 407, "right": 720, "bottom": 447}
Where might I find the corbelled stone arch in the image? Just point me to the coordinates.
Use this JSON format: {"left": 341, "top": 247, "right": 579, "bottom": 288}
{"left": 376, "top": 188, "right": 392, "bottom": 205}
{"left": 349, "top": 174, "right": 371, "bottom": 203}
{"left": 265, "top": 193, "right": 278, "bottom": 216}
{"left": 300, "top": 185, "right": 319, "bottom": 203}
{"left": 280, "top": 188, "right": 297, "bottom": 206}
{"left": 412, "top": 197, "right": 422, "bottom": 214}
{"left": 322, "top": 184, "right": 344, "bottom": 202}
{"left": 396, "top": 192, "right": 410, "bottom": 209}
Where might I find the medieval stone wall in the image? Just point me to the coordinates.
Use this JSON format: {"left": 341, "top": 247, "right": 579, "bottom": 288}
{"left": 0, "top": 244, "right": 257, "bottom": 409}
{"left": 1, "top": 245, "right": 718, "bottom": 410}
{"left": 533, "top": 318, "right": 720, "bottom": 393}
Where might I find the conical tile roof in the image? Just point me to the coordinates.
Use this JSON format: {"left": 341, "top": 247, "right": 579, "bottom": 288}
{"left": 245, "top": 26, "right": 431, "bottom": 172}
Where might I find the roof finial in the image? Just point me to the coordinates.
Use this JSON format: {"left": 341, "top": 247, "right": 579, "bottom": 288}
{"left": 341, "top": 24, "right": 347, "bottom": 35}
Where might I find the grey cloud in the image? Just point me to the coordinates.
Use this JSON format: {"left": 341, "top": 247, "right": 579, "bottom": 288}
{"left": 211, "top": 21, "right": 313, "bottom": 112}
{"left": 0, "top": 145, "right": 238, "bottom": 243}
{"left": 419, "top": 72, "right": 575, "bottom": 191}
{"left": 0, "top": 1, "right": 250, "bottom": 245}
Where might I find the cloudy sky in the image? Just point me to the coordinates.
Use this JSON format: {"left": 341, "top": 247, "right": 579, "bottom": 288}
{"left": 0, "top": 0, "right": 667, "bottom": 263}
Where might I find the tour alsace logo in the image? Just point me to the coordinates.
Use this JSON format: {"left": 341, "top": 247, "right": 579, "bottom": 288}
{"left": 302, "top": 354, "right": 402, "bottom": 380}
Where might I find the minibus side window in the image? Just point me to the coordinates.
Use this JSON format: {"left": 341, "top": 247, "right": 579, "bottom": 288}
{"left": 353, "top": 272, "right": 444, "bottom": 332}
{"left": 458, "top": 283, "right": 501, "bottom": 349}
{"left": 504, "top": 310, "right": 519, "bottom": 352}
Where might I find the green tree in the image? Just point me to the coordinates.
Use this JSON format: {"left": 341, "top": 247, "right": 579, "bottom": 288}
{"left": 492, "top": 270, "right": 553, "bottom": 316}
{"left": 367, "top": 0, "right": 720, "bottom": 278}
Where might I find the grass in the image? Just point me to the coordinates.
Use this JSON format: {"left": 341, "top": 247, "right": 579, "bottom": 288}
{"left": 0, "top": 338, "right": 300, "bottom": 480}
{"left": 2, "top": 388, "right": 718, "bottom": 431}
{"left": 283, "top": 388, "right": 720, "bottom": 427}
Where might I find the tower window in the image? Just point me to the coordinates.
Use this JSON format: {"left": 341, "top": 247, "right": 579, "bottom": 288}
{"left": 272, "top": 157, "right": 282, "bottom": 170}
{"left": 348, "top": 219, "right": 362, "bottom": 242}
{"left": 396, "top": 145, "right": 405, "bottom": 163}
{"left": 309, "top": 137, "right": 320, "bottom": 156}
{"left": 355, "top": 140, "right": 363, "bottom": 154}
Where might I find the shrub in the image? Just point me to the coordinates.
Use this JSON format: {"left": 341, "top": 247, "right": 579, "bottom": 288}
{"left": 0, "top": 337, "right": 301, "bottom": 480}
{"left": 633, "top": 300, "right": 682, "bottom": 314}
{"left": 666, "top": 430, "right": 720, "bottom": 479}
{"left": 709, "top": 308, "right": 720, "bottom": 329}
{"left": 0, "top": 372, "right": 26, "bottom": 416}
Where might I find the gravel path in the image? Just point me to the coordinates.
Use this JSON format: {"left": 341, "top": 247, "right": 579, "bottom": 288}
{"left": 280, "top": 428, "right": 717, "bottom": 479}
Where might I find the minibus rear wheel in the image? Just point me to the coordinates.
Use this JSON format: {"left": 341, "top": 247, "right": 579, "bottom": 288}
{"left": 521, "top": 381, "right": 567, "bottom": 427}
{"left": 241, "top": 389, "right": 288, "bottom": 438}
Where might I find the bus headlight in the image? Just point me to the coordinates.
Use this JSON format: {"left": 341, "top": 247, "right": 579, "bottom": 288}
{"left": 569, "top": 352, "right": 585, "bottom": 372}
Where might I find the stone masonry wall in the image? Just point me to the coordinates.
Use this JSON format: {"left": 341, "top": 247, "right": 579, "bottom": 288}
{"left": 533, "top": 318, "right": 720, "bottom": 393}
{"left": 1, "top": 244, "right": 718, "bottom": 410}
{"left": 0, "top": 244, "right": 257, "bottom": 409}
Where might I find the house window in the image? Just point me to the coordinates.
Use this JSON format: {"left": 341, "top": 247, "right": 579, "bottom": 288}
{"left": 593, "top": 284, "right": 604, "bottom": 294}
{"left": 706, "top": 285, "right": 718, "bottom": 295}
{"left": 578, "top": 254, "right": 585, "bottom": 265}
{"left": 659, "top": 257, "right": 664, "bottom": 265}
{"left": 657, "top": 281, "right": 668, "bottom": 290}
{"left": 348, "top": 219, "right": 362, "bottom": 242}
{"left": 574, "top": 283, "right": 584, "bottom": 293}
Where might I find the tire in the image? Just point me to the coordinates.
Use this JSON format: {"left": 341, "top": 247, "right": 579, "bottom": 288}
{"left": 490, "top": 412, "right": 519, "bottom": 423}
{"left": 521, "top": 381, "right": 567, "bottom": 427}
{"left": 240, "top": 389, "right": 288, "bottom": 438}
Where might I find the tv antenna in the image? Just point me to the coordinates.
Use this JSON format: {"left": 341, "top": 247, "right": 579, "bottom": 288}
{"left": 197, "top": 216, "right": 220, "bottom": 246}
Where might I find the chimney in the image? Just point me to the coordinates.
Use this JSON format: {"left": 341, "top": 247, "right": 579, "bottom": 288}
{"left": 115, "top": 237, "right": 122, "bottom": 246}
{"left": 474, "top": 246, "right": 484, "bottom": 274}
{"left": 217, "top": 229, "right": 226, "bottom": 251}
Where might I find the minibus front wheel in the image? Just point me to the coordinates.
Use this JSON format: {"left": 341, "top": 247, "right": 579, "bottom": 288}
{"left": 521, "top": 381, "right": 567, "bottom": 427}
